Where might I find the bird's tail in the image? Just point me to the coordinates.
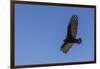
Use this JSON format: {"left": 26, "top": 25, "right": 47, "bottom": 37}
{"left": 76, "top": 38, "right": 82, "bottom": 44}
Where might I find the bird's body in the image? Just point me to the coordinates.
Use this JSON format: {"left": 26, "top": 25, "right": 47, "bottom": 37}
{"left": 60, "top": 15, "right": 82, "bottom": 53}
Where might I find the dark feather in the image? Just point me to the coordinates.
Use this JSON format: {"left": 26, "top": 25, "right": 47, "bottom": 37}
{"left": 60, "top": 15, "right": 81, "bottom": 54}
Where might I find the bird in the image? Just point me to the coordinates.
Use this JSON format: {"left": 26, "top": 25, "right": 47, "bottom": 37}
{"left": 60, "top": 15, "right": 82, "bottom": 54}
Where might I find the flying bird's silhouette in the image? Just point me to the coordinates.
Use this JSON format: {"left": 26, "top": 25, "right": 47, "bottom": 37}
{"left": 60, "top": 15, "right": 82, "bottom": 53}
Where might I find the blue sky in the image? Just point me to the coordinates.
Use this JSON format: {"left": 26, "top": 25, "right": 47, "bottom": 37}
{"left": 15, "top": 4, "right": 95, "bottom": 65}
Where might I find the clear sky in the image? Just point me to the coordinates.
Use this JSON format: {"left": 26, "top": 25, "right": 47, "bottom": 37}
{"left": 15, "top": 3, "right": 95, "bottom": 65}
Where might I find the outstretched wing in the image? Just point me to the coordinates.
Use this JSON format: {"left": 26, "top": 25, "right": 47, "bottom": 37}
{"left": 60, "top": 43, "right": 72, "bottom": 53}
{"left": 70, "top": 15, "right": 78, "bottom": 38}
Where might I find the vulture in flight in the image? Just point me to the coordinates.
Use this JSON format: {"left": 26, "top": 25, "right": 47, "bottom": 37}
{"left": 60, "top": 15, "right": 82, "bottom": 53}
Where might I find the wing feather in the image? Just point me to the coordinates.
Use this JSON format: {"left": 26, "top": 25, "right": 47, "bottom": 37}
{"left": 61, "top": 43, "right": 72, "bottom": 53}
{"left": 70, "top": 15, "right": 78, "bottom": 38}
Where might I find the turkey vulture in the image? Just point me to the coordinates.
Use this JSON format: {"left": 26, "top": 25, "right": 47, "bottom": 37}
{"left": 60, "top": 15, "right": 82, "bottom": 53}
